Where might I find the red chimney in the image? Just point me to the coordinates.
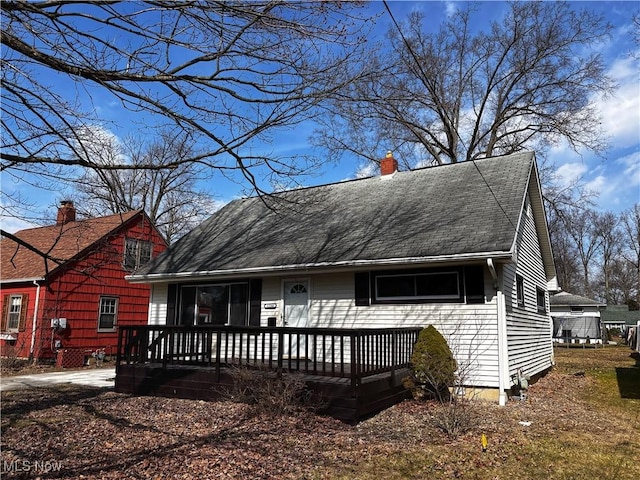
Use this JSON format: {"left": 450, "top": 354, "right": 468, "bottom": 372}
{"left": 380, "top": 151, "right": 398, "bottom": 176}
{"left": 56, "top": 200, "right": 76, "bottom": 225}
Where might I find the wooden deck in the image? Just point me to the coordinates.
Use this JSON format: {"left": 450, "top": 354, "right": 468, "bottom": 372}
{"left": 115, "top": 325, "right": 421, "bottom": 423}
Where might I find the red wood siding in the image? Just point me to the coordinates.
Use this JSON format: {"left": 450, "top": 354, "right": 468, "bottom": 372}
{"left": 1, "top": 215, "right": 167, "bottom": 360}
{"left": 0, "top": 283, "right": 39, "bottom": 358}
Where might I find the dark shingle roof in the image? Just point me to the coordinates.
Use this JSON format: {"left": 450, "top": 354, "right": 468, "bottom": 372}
{"left": 601, "top": 309, "right": 640, "bottom": 325}
{"left": 135, "top": 152, "right": 536, "bottom": 278}
{"left": 1, "top": 211, "right": 141, "bottom": 281}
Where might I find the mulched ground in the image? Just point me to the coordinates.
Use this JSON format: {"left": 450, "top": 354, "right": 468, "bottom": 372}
{"left": 1, "top": 350, "right": 638, "bottom": 479}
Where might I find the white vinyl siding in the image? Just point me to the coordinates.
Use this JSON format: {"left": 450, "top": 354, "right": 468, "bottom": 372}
{"left": 504, "top": 192, "right": 553, "bottom": 382}
{"left": 148, "top": 283, "right": 168, "bottom": 325}
{"left": 260, "top": 270, "right": 500, "bottom": 388}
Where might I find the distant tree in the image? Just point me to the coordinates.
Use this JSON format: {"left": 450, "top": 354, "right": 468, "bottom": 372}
{"left": 557, "top": 207, "right": 602, "bottom": 297}
{"left": 593, "top": 212, "right": 623, "bottom": 303}
{"left": 74, "top": 128, "right": 215, "bottom": 243}
{"left": 619, "top": 204, "right": 640, "bottom": 306}
{"left": 314, "top": 1, "right": 612, "bottom": 168}
{"left": 605, "top": 258, "right": 638, "bottom": 308}
{"left": 1, "top": 0, "right": 372, "bottom": 219}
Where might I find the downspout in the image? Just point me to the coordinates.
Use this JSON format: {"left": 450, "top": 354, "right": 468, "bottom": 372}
{"left": 487, "top": 259, "right": 509, "bottom": 406}
{"left": 29, "top": 280, "right": 42, "bottom": 361}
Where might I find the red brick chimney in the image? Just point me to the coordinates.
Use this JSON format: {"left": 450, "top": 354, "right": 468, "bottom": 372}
{"left": 380, "top": 151, "right": 398, "bottom": 176}
{"left": 56, "top": 200, "right": 76, "bottom": 225}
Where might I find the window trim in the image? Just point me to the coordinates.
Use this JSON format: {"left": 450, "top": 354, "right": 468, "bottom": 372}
{"left": 371, "top": 268, "right": 463, "bottom": 304}
{"left": 2, "top": 293, "right": 28, "bottom": 332}
{"left": 6, "top": 295, "right": 23, "bottom": 332}
{"left": 516, "top": 275, "right": 525, "bottom": 308}
{"left": 97, "top": 296, "right": 119, "bottom": 332}
{"left": 536, "top": 287, "right": 547, "bottom": 314}
{"left": 179, "top": 281, "right": 250, "bottom": 326}
{"left": 123, "top": 237, "right": 153, "bottom": 271}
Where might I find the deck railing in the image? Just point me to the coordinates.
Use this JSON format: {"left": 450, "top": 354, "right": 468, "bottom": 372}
{"left": 117, "top": 325, "right": 421, "bottom": 387}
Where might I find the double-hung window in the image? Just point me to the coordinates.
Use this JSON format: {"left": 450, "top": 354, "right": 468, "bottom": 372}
{"left": 2, "top": 294, "right": 28, "bottom": 332}
{"left": 5, "top": 295, "right": 24, "bottom": 331}
{"left": 98, "top": 297, "right": 118, "bottom": 331}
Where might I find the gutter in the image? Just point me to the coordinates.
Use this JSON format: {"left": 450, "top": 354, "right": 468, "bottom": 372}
{"left": 29, "top": 279, "right": 42, "bottom": 360}
{"left": 488, "top": 259, "right": 509, "bottom": 406}
{"left": 1, "top": 277, "right": 46, "bottom": 285}
{"left": 128, "top": 250, "right": 514, "bottom": 283}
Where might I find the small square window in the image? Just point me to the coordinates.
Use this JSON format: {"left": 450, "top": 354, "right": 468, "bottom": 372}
{"left": 516, "top": 275, "right": 525, "bottom": 308}
{"left": 98, "top": 297, "right": 118, "bottom": 331}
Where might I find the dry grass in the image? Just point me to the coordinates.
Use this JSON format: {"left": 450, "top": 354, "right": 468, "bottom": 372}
{"left": 1, "top": 345, "right": 639, "bottom": 479}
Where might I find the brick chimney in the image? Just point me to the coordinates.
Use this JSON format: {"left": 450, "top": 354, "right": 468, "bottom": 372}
{"left": 56, "top": 200, "right": 76, "bottom": 225}
{"left": 380, "top": 151, "right": 398, "bottom": 176}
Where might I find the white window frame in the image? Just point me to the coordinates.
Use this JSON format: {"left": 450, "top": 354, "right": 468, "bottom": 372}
{"left": 123, "top": 238, "right": 153, "bottom": 271}
{"left": 6, "top": 295, "right": 23, "bottom": 332}
{"left": 98, "top": 296, "right": 119, "bottom": 332}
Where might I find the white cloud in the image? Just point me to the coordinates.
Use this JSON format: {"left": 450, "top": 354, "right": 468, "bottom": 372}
{"left": 554, "top": 162, "right": 588, "bottom": 188}
{"left": 594, "top": 55, "right": 640, "bottom": 147}
{"left": 73, "top": 125, "right": 124, "bottom": 166}
{"left": 0, "top": 216, "right": 38, "bottom": 234}
{"left": 444, "top": 1, "right": 457, "bottom": 17}
{"left": 618, "top": 150, "right": 640, "bottom": 187}
{"left": 355, "top": 163, "right": 377, "bottom": 179}
{"left": 584, "top": 174, "right": 606, "bottom": 196}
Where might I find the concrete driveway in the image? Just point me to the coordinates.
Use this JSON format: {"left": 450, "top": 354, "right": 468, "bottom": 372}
{"left": 0, "top": 367, "right": 115, "bottom": 392}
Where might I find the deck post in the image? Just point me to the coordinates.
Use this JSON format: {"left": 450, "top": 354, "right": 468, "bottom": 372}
{"left": 390, "top": 331, "right": 396, "bottom": 387}
{"left": 162, "top": 328, "right": 168, "bottom": 369}
{"left": 350, "top": 331, "right": 358, "bottom": 392}
{"left": 215, "top": 330, "right": 221, "bottom": 382}
{"left": 116, "top": 327, "right": 123, "bottom": 373}
{"left": 277, "top": 329, "right": 284, "bottom": 378}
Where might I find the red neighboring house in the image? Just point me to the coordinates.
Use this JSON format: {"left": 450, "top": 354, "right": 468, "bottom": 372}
{"left": 0, "top": 201, "right": 167, "bottom": 364}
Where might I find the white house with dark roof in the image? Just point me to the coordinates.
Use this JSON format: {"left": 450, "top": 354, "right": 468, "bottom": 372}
{"left": 127, "top": 151, "right": 557, "bottom": 405}
{"left": 550, "top": 292, "right": 605, "bottom": 344}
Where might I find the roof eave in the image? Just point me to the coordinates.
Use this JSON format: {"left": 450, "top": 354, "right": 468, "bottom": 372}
{"left": 0, "top": 277, "right": 47, "bottom": 284}
{"left": 127, "top": 250, "right": 514, "bottom": 283}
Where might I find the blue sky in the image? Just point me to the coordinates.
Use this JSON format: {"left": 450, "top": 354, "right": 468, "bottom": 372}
{"left": 2, "top": 1, "right": 639, "bottom": 233}
{"left": 315, "top": 1, "right": 640, "bottom": 214}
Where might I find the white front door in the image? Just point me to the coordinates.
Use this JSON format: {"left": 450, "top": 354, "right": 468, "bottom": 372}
{"left": 284, "top": 280, "right": 309, "bottom": 328}
{"left": 283, "top": 280, "right": 309, "bottom": 358}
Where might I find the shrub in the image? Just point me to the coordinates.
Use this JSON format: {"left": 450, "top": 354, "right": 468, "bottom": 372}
{"left": 223, "top": 364, "right": 319, "bottom": 415}
{"left": 405, "top": 325, "right": 457, "bottom": 400}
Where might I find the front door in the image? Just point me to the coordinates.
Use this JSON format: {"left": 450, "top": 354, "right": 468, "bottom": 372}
{"left": 283, "top": 280, "right": 309, "bottom": 358}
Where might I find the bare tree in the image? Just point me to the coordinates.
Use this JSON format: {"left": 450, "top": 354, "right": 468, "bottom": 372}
{"left": 557, "top": 207, "right": 603, "bottom": 297}
{"left": 593, "top": 212, "right": 623, "bottom": 304}
{"left": 74, "top": 128, "right": 215, "bottom": 243}
{"left": 1, "top": 0, "right": 372, "bottom": 212}
{"left": 620, "top": 204, "right": 640, "bottom": 308}
{"left": 313, "top": 1, "right": 613, "bottom": 167}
